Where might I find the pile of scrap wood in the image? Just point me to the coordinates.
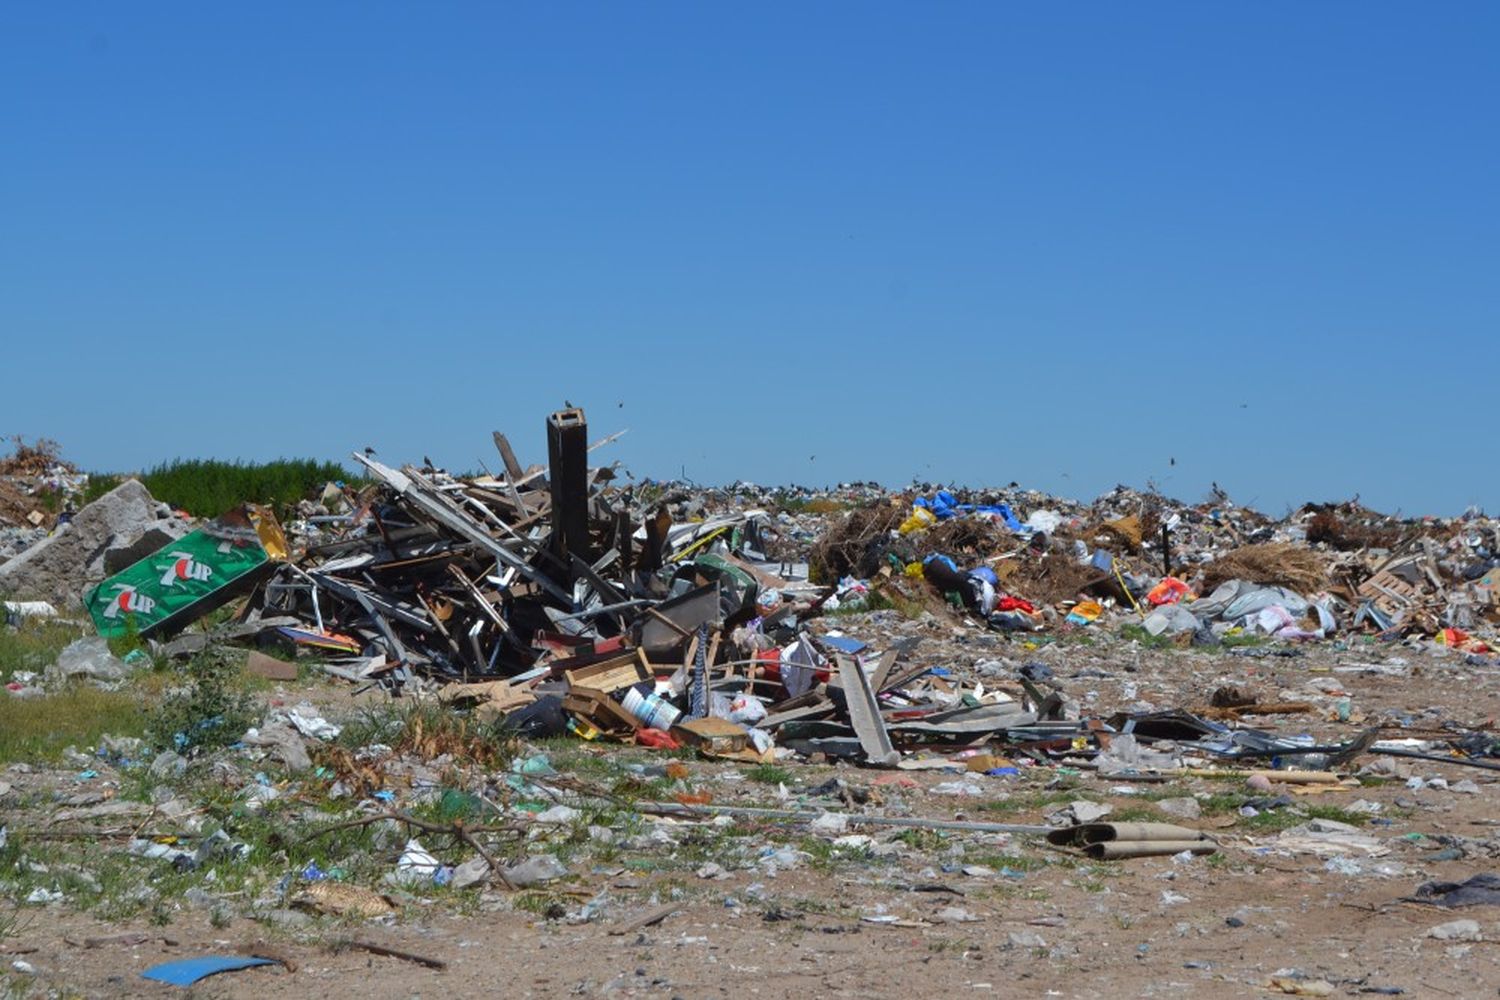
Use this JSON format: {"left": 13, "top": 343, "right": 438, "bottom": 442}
{"left": 206, "top": 408, "right": 1061, "bottom": 763}
{"left": 237, "top": 408, "right": 820, "bottom": 691}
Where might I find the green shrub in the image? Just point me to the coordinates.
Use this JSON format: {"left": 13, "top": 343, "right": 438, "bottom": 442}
{"left": 145, "top": 458, "right": 356, "bottom": 517}
{"left": 84, "top": 458, "right": 359, "bottom": 518}
{"left": 146, "top": 654, "right": 257, "bottom": 754}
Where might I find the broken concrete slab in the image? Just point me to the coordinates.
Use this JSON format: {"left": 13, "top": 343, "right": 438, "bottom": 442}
{"left": 0, "top": 479, "right": 186, "bottom": 608}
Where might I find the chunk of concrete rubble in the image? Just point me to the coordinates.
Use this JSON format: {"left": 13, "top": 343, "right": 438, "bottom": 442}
{"left": 1157, "top": 796, "right": 1202, "bottom": 820}
{"left": 1427, "top": 919, "right": 1481, "bottom": 941}
{"left": 1008, "top": 929, "right": 1047, "bottom": 948}
{"left": 502, "top": 854, "right": 567, "bottom": 887}
{"left": 45, "top": 637, "right": 130, "bottom": 688}
{"left": 0, "top": 479, "right": 187, "bottom": 607}
{"left": 933, "top": 906, "right": 979, "bottom": 923}
{"left": 241, "top": 724, "right": 312, "bottom": 772}
{"left": 1049, "top": 800, "right": 1112, "bottom": 825}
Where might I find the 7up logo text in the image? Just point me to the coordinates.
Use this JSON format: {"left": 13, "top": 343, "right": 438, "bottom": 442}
{"left": 159, "top": 551, "right": 213, "bottom": 588}
{"left": 102, "top": 584, "right": 155, "bottom": 620}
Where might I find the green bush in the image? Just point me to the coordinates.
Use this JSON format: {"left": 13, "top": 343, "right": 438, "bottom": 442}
{"left": 146, "top": 654, "right": 258, "bottom": 754}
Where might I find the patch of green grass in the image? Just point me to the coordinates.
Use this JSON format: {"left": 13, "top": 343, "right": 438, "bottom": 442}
{"left": 1118, "top": 624, "right": 1178, "bottom": 650}
{"left": 145, "top": 653, "right": 259, "bottom": 755}
{"left": 608, "top": 774, "right": 677, "bottom": 803}
{"left": 538, "top": 742, "right": 618, "bottom": 779}
{"left": 1109, "top": 804, "right": 1167, "bottom": 823}
{"left": 513, "top": 890, "right": 570, "bottom": 920}
{"left": 0, "top": 617, "right": 82, "bottom": 683}
{"left": 334, "top": 698, "right": 515, "bottom": 772}
{"left": 777, "top": 894, "right": 844, "bottom": 916}
{"left": 1301, "top": 804, "right": 1370, "bottom": 826}
{"left": 1199, "top": 792, "right": 1248, "bottom": 816}
{"left": 1237, "top": 802, "right": 1369, "bottom": 833}
{"left": 0, "top": 685, "right": 147, "bottom": 762}
{"left": 794, "top": 836, "right": 844, "bottom": 872}
{"left": 895, "top": 828, "right": 946, "bottom": 851}
{"left": 105, "top": 615, "right": 148, "bottom": 660}
{"left": 1056, "top": 629, "right": 1097, "bottom": 647}
{"left": 744, "top": 763, "right": 792, "bottom": 785}
{"left": 978, "top": 785, "right": 1084, "bottom": 818}
{"left": 1235, "top": 809, "right": 1305, "bottom": 833}
{"left": 830, "top": 588, "right": 926, "bottom": 619}
{"left": 964, "top": 851, "right": 1048, "bottom": 873}
{"left": 1220, "top": 631, "right": 1270, "bottom": 649}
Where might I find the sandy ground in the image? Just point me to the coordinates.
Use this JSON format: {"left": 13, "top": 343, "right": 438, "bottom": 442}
{"left": 6, "top": 621, "right": 1500, "bottom": 998}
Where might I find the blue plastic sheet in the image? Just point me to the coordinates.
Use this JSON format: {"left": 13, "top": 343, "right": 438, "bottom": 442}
{"left": 914, "top": 493, "right": 1024, "bottom": 532}
{"left": 141, "top": 956, "right": 278, "bottom": 986}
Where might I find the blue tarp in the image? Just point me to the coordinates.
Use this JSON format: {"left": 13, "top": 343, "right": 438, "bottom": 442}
{"left": 914, "top": 492, "right": 1025, "bottom": 532}
{"left": 141, "top": 956, "right": 278, "bottom": 986}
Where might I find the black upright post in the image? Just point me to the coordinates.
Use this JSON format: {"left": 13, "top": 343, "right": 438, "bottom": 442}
{"left": 548, "top": 408, "right": 590, "bottom": 581}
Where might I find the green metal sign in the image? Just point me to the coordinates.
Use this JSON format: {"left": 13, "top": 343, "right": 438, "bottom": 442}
{"left": 86, "top": 520, "right": 271, "bottom": 639}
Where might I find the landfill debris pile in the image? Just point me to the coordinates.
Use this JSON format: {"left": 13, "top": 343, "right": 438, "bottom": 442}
{"left": 5, "top": 408, "right": 1498, "bottom": 768}
{"left": 0, "top": 437, "right": 92, "bottom": 563}
{"left": 4, "top": 410, "right": 1500, "bottom": 996}
{"left": 203, "top": 412, "right": 1498, "bottom": 769}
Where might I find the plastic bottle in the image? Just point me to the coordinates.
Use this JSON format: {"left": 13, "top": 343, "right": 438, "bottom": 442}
{"left": 622, "top": 687, "right": 682, "bottom": 730}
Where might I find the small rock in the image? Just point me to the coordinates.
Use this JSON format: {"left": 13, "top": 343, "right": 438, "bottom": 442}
{"left": 259, "top": 907, "right": 313, "bottom": 929}
{"left": 1049, "top": 800, "right": 1112, "bottom": 825}
{"left": 502, "top": 854, "right": 567, "bottom": 888}
{"left": 183, "top": 887, "right": 215, "bottom": 909}
{"left": 1007, "top": 930, "right": 1047, "bottom": 949}
{"left": 696, "top": 863, "right": 729, "bottom": 880}
{"left": 934, "top": 906, "right": 978, "bottom": 923}
{"left": 452, "top": 856, "right": 491, "bottom": 889}
{"left": 1427, "top": 919, "right": 1481, "bottom": 941}
{"left": 1157, "top": 797, "right": 1202, "bottom": 820}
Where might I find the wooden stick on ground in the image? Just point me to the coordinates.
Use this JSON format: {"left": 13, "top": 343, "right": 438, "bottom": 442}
{"left": 608, "top": 902, "right": 681, "bottom": 937}
{"left": 334, "top": 938, "right": 447, "bottom": 970}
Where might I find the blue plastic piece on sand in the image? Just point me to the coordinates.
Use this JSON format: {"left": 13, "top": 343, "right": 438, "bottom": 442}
{"left": 141, "top": 956, "right": 277, "bottom": 986}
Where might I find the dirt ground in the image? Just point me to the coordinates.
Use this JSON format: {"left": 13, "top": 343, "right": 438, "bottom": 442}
{"left": 6, "top": 619, "right": 1500, "bottom": 998}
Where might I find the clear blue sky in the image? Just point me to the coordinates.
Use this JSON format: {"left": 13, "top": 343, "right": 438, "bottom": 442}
{"left": 3, "top": 3, "right": 1495, "bottom": 516}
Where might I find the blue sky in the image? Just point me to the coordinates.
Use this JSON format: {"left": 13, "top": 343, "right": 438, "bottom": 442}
{"left": 3, "top": 3, "right": 1495, "bottom": 515}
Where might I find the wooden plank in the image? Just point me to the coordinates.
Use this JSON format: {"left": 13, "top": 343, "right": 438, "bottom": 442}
{"left": 837, "top": 654, "right": 899, "bottom": 767}
{"left": 608, "top": 902, "right": 680, "bottom": 936}
{"left": 492, "top": 431, "right": 525, "bottom": 481}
